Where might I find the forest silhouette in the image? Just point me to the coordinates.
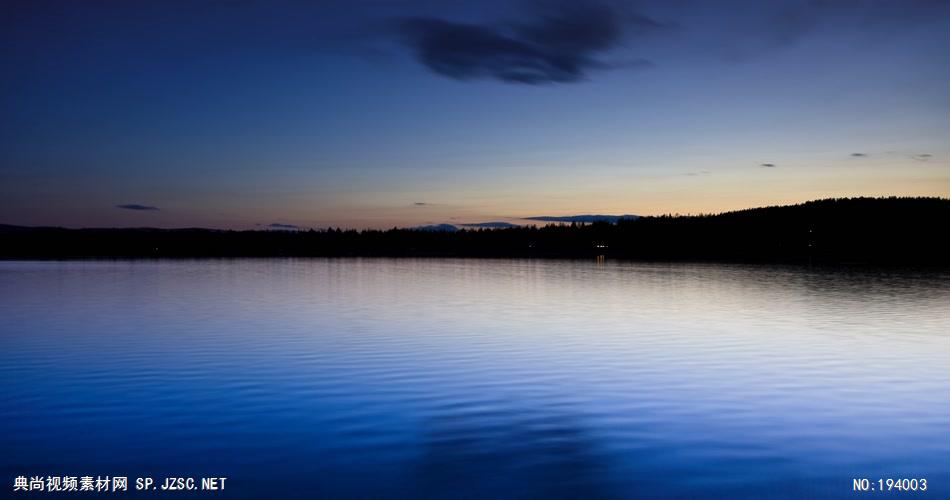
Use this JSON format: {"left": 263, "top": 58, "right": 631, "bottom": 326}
{"left": 2, "top": 197, "right": 947, "bottom": 265}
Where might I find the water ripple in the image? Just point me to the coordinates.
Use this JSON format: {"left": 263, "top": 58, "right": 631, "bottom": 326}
{"left": 2, "top": 259, "right": 949, "bottom": 498}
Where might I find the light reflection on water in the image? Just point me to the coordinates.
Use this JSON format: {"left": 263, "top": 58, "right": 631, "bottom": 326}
{"left": 1, "top": 259, "right": 949, "bottom": 498}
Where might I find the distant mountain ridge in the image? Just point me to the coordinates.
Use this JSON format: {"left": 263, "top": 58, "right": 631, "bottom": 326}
{"left": 412, "top": 224, "right": 459, "bottom": 232}
{"left": 525, "top": 214, "right": 639, "bottom": 223}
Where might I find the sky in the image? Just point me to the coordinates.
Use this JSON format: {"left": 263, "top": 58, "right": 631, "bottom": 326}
{"left": 2, "top": 0, "right": 949, "bottom": 229}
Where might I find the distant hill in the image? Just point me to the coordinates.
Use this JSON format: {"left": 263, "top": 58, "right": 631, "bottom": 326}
{"left": 2, "top": 197, "right": 948, "bottom": 265}
{"left": 412, "top": 224, "right": 458, "bottom": 232}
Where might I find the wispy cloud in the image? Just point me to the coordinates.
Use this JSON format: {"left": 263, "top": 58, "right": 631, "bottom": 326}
{"left": 760, "top": 163, "right": 777, "bottom": 168}
{"left": 116, "top": 204, "right": 159, "bottom": 211}
{"left": 911, "top": 153, "right": 933, "bottom": 161}
{"left": 715, "top": 0, "right": 950, "bottom": 61}
{"left": 850, "top": 153, "right": 867, "bottom": 157}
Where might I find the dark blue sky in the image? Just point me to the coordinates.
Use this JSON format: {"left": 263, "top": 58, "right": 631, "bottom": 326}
{"left": 2, "top": 0, "right": 948, "bottom": 228}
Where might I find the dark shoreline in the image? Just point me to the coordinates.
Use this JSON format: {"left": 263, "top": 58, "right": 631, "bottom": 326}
{"left": 3, "top": 197, "right": 948, "bottom": 266}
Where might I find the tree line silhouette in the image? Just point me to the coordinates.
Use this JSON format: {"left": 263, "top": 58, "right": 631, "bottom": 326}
{"left": 2, "top": 197, "right": 947, "bottom": 265}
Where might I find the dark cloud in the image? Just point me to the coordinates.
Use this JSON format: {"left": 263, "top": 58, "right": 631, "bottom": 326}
{"left": 116, "top": 204, "right": 159, "bottom": 211}
{"left": 397, "top": 2, "right": 660, "bottom": 84}
{"left": 414, "top": 202, "right": 428, "bottom": 206}
{"left": 850, "top": 153, "right": 867, "bottom": 157}
{"left": 911, "top": 153, "right": 933, "bottom": 161}
{"left": 760, "top": 163, "right": 777, "bottom": 168}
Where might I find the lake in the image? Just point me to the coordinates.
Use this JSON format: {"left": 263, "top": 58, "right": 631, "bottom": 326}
{"left": 2, "top": 259, "right": 949, "bottom": 498}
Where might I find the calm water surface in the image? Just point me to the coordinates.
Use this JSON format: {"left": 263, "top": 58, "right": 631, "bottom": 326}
{"left": 2, "top": 259, "right": 949, "bottom": 498}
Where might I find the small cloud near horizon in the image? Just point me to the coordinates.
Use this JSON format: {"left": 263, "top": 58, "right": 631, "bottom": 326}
{"left": 850, "top": 153, "right": 867, "bottom": 157}
{"left": 911, "top": 153, "right": 933, "bottom": 161}
{"left": 413, "top": 202, "right": 428, "bottom": 206}
{"left": 760, "top": 163, "right": 777, "bottom": 168}
{"left": 116, "top": 204, "right": 159, "bottom": 211}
